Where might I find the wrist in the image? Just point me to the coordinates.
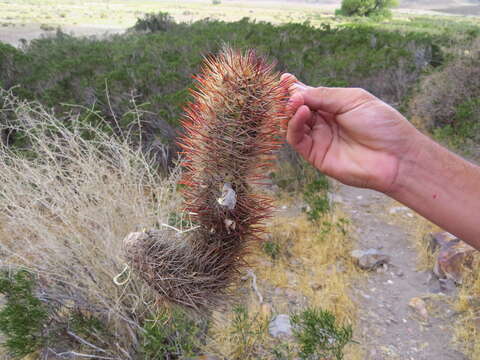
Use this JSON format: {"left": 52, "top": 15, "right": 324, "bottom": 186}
{"left": 384, "top": 131, "right": 434, "bottom": 198}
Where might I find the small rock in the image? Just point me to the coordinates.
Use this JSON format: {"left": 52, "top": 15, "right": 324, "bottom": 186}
{"left": 284, "top": 288, "right": 300, "bottom": 304}
{"left": 424, "top": 231, "right": 457, "bottom": 252}
{"left": 186, "top": 356, "right": 220, "bottom": 360}
{"left": 432, "top": 233, "right": 476, "bottom": 283}
{"left": 269, "top": 314, "right": 293, "bottom": 338}
{"left": 439, "top": 278, "right": 457, "bottom": 294}
{"left": 274, "top": 287, "right": 283, "bottom": 296}
{"left": 409, "top": 297, "right": 428, "bottom": 321}
{"left": 351, "top": 249, "right": 390, "bottom": 271}
{"left": 310, "top": 281, "right": 324, "bottom": 291}
{"left": 388, "top": 206, "right": 409, "bottom": 215}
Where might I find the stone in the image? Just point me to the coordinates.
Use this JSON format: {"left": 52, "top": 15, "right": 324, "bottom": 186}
{"left": 409, "top": 297, "right": 428, "bottom": 321}
{"left": 388, "top": 206, "right": 410, "bottom": 215}
{"left": 438, "top": 278, "right": 457, "bottom": 294}
{"left": 351, "top": 249, "right": 390, "bottom": 271}
{"left": 186, "top": 356, "right": 221, "bottom": 360}
{"left": 269, "top": 314, "right": 293, "bottom": 338}
{"left": 310, "top": 281, "right": 324, "bottom": 291}
{"left": 431, "top": 233, "right": 476, "bottom": 284}
{"left": 424, "top": 231, "right": 457, "bottom": 253}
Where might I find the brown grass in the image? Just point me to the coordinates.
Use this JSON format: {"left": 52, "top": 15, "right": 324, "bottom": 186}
{"left": 0, "top": 90, "right": 182, "bottom": 357}
{"left": 453, "top": 254, "right": 480, "bottom": 359}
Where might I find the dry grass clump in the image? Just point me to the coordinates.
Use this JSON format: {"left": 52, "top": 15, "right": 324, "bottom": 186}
{"left": 454, "top": 254, "right": 480, "bottom": 359}
{"left": 0, "top": 90, "right": 182, "bottom": 357}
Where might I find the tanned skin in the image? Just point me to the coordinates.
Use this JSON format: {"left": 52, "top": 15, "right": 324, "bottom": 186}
{"left": 282, "top": 73, "right": 480, "bottom": 250}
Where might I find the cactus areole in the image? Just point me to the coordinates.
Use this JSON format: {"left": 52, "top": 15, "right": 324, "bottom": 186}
{"left": 125, "top": 48, "right": 293, "bottom": 310}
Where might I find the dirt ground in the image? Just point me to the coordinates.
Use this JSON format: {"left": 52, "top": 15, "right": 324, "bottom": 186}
{"left": 0, "top": 24, "right": 125, "bottom": 47}
{"left": 334, "top": 182, "right": 467, "bottom": 360}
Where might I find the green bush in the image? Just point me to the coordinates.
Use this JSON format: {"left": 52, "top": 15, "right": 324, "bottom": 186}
{"left": 292, "top": 307, "right": 355, "bottom": 360}
{"left": 141, "top": 308, "right": 203, "bottom": 359}
{"left": 263, "top": 240, "right": 281, "bottom": 260}
{"left": 132, "top": 12, "right": 176, "bottom": 32}
{"left": 0, "top": 16, "right": 442, "bottom": 167}
{"left": 0, "top": 270, "right": 48, "bottom": 357}
{"left": 433, "top": 98, "right": 480, "bottom": 156}
{"left": 338, "top": 0, "right": 398, "bottom": 17}
{"left": 303, "top": 177, "right": 330, "bottom": 222}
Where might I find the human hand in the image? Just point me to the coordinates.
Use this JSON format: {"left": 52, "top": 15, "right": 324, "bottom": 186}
{"left": 282, "top": 73, "right": 422, "bottom": 193}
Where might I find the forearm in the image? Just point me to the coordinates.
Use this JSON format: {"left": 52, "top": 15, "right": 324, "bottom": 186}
{"left": 387, "top": 133, "right": 480, "bottom": 250}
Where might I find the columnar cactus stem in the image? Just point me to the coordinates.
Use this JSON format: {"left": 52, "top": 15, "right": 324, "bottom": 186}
{"left": 124, "top": 48, "right": 293, "bottom": 310}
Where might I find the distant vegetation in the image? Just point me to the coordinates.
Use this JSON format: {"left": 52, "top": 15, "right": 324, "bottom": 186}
{"left": 338, "top": 0, "right": 398, "bottom": 18}
{"left": 0, "top": 14, "right": 459, "bottom": 168}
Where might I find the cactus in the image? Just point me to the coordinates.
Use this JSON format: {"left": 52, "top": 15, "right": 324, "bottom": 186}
{"left": 124, "top": 48, "right": 292, "bottom": 310}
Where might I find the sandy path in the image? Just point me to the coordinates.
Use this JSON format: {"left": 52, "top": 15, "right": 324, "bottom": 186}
{"left": 334, "top": 183, "right": 467, "bottom": 360}
{"left": 0, "top": 24, "right": 125, "bottom": 47}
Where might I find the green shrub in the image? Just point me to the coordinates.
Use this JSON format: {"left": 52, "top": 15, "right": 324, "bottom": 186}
{"left": 409, "top": 38, "right": 480, "bottom": 159}
{"left": 0, "top": 270, "right": 48, "bottom": 357}
{"left": 132, "top": 12, "right": 176, "bottom": 32}
{"left": 0, "top": 17, "right": 442, "bottom": 167}
{"left": 303, "top": 177, "right": 330, "bottom": 222}
{"left": 263, "top": 240, "right": 281, "bottom": 260}
{"left": 230, "top": 305, "right": 267, "bottom": 359}
{"left": 292, "top": 307, "right": 355, "bottom": 360}
{"left": 141, "top": 308, "right": 203, "bottom": 359}
{"left": 433, "top": 98, "right": 480, "bottom": 156}
{"left": 338, "top": 0, "right": 398, "bottom": 17}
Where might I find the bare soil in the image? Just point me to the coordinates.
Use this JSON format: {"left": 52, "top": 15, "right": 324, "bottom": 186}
{"left": 0, "top": 23, "right": 124, "bottom": 47}
{"left": 334, "top": 182, "right": 467, "bottom": 360}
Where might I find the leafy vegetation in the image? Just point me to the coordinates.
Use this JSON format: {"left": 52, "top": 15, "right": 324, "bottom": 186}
{"left": 0, "top": 15, "right": 444, "bottom": 167}
{"left": 141, "top": 308, "right": 203, "bottom": 359}
{"left": 338, "top": 0, "right": 398, "bottom": 18}
{"left": 263, "top": 240, "right": 281, "bottom": 260}
{"left": 132, "top": 11, "right": 176, "bottom": 33}
{"left": 229, "top": 305, "right": 268, "bottom": 360}
{"left": 303, "top": 177, "right": 330, "bottom": 222}
{"left": 433, "top": 98, "right": 480, "bottom": 153}
{"left": 409, "top": 38, "right": 480, "bottom": 160}
{"left": 292, "top": 307, "right": 354, "bottom": 360}
{"left": 0, "top": 270, "right": 48, "bottom": 357}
